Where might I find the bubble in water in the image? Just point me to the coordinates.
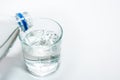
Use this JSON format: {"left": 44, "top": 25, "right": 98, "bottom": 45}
{"left": 25, "top": 30, "right": 44, "bottom": 46}
{"left": 45, "top": 31, "right": 59, "bottom": 45}
{"left": 24, "top": 30, "right": 59, "bottom": 47}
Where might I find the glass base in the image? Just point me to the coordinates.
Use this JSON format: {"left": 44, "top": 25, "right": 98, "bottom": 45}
{"left": 26, "top": 61, "right": 60, "bottom": 77}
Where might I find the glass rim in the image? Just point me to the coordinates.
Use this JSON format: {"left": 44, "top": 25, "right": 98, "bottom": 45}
{"left": 19, "top": 18, "right": 63, "bottom": 48}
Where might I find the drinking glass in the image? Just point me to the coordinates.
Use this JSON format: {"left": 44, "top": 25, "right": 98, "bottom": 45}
{"left": 19, "top": 18, "right": 63, "bottom": 76}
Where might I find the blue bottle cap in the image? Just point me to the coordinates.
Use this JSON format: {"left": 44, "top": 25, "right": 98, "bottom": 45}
{"left": 16, "top": 13, "right": 28, "bottom": 32}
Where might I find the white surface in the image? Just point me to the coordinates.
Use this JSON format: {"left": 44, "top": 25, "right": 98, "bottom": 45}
{"left": 0, "top": 0, "right": 120, "bottom": 80}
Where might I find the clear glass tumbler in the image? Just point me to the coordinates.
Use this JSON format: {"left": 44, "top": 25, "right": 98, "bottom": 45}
{"left": 19, "top": 17, "right": 63, "bottom": 76}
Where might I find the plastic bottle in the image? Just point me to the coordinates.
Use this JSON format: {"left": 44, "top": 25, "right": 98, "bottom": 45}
{"left": 0, "top": 12, "right": 31, "bottom": 60}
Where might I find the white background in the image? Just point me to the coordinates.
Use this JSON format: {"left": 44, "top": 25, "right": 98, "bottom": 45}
{"left": 0, "top": 0, "right": 120, "bottom": 80}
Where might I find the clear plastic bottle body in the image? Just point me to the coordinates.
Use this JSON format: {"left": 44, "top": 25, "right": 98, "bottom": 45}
{"left": 0, "top": 12, "right": 30, "bottom": 60}
{"left": 0, "top": 14, "right": 20, "bottom": 60}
